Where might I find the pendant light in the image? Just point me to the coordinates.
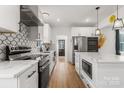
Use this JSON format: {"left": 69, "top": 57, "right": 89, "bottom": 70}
{"left": 113, "top": 5, "right": 124, "bottom": 30}
{"left": 95, "top": 7, "right": 101, "bottom": 36}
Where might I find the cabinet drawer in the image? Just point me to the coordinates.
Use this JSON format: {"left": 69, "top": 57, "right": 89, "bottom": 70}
{"left": 18, "top": 64, "right": 38, "bottom": 88}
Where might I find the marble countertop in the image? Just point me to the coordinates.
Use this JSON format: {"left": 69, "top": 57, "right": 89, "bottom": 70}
{"left": 0, "top": 50, "right": 56, "bottom": 79}
{"left": 0, "top": 60, "right": 38, "bottom": 78}
{"left": 75, "top": 52, "right": 124, "bottom": 63}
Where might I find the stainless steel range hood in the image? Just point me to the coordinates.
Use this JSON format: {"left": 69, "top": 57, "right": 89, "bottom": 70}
{"left": 20, "top": 5, "right": 43, "bottom": 26}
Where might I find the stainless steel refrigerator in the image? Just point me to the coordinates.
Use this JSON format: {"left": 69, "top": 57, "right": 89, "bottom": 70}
{"left": 72, "top": 36, "right": 98, "bottom": 64}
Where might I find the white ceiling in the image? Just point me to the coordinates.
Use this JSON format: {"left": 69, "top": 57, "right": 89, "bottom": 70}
{"left": 39, "top": 5, "right": 118, "bottom": 27}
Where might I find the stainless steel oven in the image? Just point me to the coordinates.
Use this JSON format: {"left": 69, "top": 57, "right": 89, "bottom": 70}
{"left": 82, "top": 59, "right": 92, "bottom": 79}
{"left": 38, "top": 58, "right": 50, "bottom": 88}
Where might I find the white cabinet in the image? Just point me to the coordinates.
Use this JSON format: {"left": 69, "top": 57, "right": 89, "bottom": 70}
{"left": 43, "top": 24, "right": 51, "bottom": 43}
{"left": 71, "top": 27, "right": 96, "bottom": 36}
{"left": 75, "top": 52, "right": 80, "bottom": 75}
{"left": 18, "top": 64, "right": 38, "bottom": 88}
{"left": 0, "top": 5, "right": 20, "bottom": 33}
{"left": 0, "top": 63, "right": 38, "bottom": 88}
{"left": 49, "top": 51, "right": 56, "bottom": 75}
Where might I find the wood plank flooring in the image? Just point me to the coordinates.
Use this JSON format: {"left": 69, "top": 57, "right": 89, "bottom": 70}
{"left": 48, "top": 57, "right": 86, "bottom": 88}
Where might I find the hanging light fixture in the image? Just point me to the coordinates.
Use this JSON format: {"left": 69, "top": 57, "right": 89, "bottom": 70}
{"left": 95, "top": 7, "right": 101, "bottom": 36}
{"left": 113, "top": 5, "right": 124, "bottom": 30}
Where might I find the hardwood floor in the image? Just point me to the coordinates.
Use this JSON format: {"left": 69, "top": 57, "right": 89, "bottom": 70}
{"left": 48, "top": 57, "right": 86, "bottom": 88}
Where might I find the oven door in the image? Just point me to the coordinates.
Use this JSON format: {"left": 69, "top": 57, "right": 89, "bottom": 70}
{"left": 38, "top": 62, "right": 50, "bottom": 88}
{"left": 82, "top": 59, "right": 92, "bottom": 79}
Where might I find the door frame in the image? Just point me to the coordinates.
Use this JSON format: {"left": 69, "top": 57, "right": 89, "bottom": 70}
{"left": 56, "top": 35, "right": 68, "bottom": 62}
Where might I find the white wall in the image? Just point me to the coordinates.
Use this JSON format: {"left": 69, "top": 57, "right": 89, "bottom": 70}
{"left": 99, "top": 6, "right": 124, "bottom": 55}
{"left": 38, "top": 26, "right": 43, "bottom": 40}
{"left": 99, "top": 27, "right": 116, "bottom": 54}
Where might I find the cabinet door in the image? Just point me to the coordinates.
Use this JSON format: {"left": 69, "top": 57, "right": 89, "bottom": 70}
{"left": 18, "top": 64, "right": 38, "bottom": 88}
{"left": 49, "top": 52, "right": 55, "bottom": 75}
{"left": 71, "top": 27, "right": 94, "bottom": 36}
{"left": 0, "top": 5, "right": 20, "bottom": 32}
{"left": 75, "top": 53, "right": 80, "bottom": 74}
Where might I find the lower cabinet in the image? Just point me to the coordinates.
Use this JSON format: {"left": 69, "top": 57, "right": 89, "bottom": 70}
{"left": 18, "top": 64, "right": 38, "bottom": 88}
{"left": 49, "top": 51, "right": 56, "bottom": 75}
{"left": 0, "top": 63, "right": 38, "bottom": 88}
{"left": 75, "top": 52, "right": 80, "bottom": 75}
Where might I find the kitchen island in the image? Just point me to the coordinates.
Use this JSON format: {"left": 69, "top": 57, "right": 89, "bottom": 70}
{"left": 75, "top": 52, "right": 124, "bottom": 88}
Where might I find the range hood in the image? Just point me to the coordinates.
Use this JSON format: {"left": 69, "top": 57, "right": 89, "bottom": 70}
{"left": 20, "top": 5, "right": 43, "bottom": 26}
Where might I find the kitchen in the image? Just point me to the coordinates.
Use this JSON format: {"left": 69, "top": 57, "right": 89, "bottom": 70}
{"left": 0, "top": 4, "right": 124, "bottom": 88}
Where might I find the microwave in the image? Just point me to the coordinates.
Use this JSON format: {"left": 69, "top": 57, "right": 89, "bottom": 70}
{"left": 82, "top": 59, "right": 92, "bottom": 79}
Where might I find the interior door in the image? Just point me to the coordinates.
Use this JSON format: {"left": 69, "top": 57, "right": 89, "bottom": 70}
{"left": 58, "top": 40, "right": 65, "bottom": 56}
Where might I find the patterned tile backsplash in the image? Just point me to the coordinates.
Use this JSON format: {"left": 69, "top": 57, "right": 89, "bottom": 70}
{"left": 0, "top": 23, "right": 37, "bottom": 61}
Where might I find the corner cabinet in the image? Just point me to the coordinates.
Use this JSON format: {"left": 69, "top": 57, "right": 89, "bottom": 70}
{"left": 0, "top": 5, "right": 20, "bottom": 33}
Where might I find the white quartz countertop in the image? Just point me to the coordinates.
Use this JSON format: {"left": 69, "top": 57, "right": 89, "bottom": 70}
{"left": 76, "top": 52, "right": 124, "bottom": 63}
{"left": 0, "top": 60, "right": 38, "bottom": 78}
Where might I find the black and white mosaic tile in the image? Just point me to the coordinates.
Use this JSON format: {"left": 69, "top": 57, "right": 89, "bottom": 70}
{"left": 0, "top": 23, "right": 37, "bottom": 61}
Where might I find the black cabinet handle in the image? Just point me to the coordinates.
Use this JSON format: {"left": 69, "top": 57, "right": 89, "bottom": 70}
{"left": 27, "top": 71, "right": 36, "bottom": 78}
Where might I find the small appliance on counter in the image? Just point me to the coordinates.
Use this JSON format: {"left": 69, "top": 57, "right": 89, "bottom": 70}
{"left": 6, "top": 46, "right": 50, "bottom": 88}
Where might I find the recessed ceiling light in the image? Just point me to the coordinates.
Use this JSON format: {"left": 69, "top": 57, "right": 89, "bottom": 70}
{"left": 57, "top": 18, "right": 60, "bottom": 22}
{"left": 85, "top": 18, "right": 90, "bottom": 22}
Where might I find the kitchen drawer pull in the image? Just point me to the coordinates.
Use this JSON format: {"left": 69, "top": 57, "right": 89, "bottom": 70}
{"left": 27, "top": 71, "right": 36, "bottom": 78}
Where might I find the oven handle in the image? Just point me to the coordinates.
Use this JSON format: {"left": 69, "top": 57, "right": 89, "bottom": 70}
{"left": 27, "top": 70, "right": 36, "bottom": 78}
{"left": 39, "top": 62, "right": 50, "bottom": 72}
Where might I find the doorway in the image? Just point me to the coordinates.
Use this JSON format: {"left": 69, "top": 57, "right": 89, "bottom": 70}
{"left": 56, "top": 35, "right": 68, "bottom": 62}
{"left": 58, "top": 40, "right": 65, "bottom": 56}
